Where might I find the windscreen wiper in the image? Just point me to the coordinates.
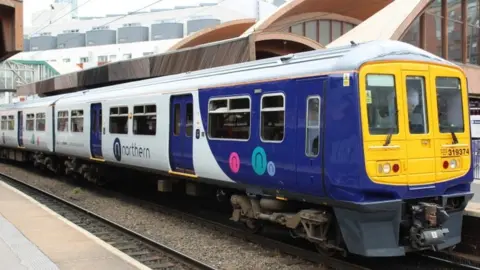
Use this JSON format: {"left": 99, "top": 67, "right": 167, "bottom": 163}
{"left": 383, "top": 109, "right": 398, "bottom": 146}
{"left": 449, "top": 127, "right": 459, "bottom": 145}
{"left": 384, "top": 132, "right": 393, "bottom": 146}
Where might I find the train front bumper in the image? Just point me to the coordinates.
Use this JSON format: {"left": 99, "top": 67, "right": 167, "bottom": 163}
{"left": 332, "top": 192, "right": 473, "bottom": 257}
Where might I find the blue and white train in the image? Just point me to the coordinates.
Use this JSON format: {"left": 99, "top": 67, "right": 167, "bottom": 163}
{"left": 0, "top": 40, "right": 474, "bottom": 257}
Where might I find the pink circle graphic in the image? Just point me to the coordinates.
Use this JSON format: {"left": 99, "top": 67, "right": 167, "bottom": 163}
{"left": 229, "top": 152, "right": 240, "bottom": 173}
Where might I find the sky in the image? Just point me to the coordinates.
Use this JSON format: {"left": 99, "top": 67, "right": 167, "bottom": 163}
{"left": 23, "top": 0, "right": 220, "bottom": 26}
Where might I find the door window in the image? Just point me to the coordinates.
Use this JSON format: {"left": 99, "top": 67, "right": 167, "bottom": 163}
{"left": 406, "top": 76, "right": 429, "bottom": 134}
{"left": 92, "top": 110, "right": 97, "bottom": 132}
{"left": 174, "top": 104, "right": 180, "bottom": 136}
{"left": 98, "top": 109, "right": 102, "bottom": 133}
{"left": 306, "top": 96, "right": 321, "bottom": 157}
{"left": 186, "top": 103, "right": 193, "bottom": 137}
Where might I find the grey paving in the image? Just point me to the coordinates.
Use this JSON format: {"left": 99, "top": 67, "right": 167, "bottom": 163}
{"left": 471, "top": 181, "right": 480, "bottom": 203}
{"left": 0, "top": 213, "right": 58, "bottom": 270}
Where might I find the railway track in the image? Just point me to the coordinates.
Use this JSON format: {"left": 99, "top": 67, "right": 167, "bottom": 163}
{"left": 1, "top": 168, "right": 479, "bottom": 270}
{"left": 0, "top": 174, "right": 216, "bottom": 270}
{"left": 0, "top": 170, "right": 365, "bottom": 270}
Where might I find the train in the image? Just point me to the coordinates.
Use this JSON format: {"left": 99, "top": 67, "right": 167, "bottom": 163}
{"left": 0, "top": 40, "right": 473, "bottom": 257}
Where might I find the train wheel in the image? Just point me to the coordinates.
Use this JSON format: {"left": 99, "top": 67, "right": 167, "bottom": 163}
{"left": 315, "top": 244, "right": 341, "bottom": 257}
{"left": 244, "top": 219, "right": 263, "bottom": 234}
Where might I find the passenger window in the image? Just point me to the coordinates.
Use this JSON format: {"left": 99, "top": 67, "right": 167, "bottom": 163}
{"left": 208, "top": 96, "right": 250, "bottom": 140}
{"left": 109, "top": 106, "right": 128, "bottom": 134}
{"left": 26, "top": 114, "right": 35, "bottom": 131}
{"left": 57, "top": 111, "right": 69, "bottom": 132}
{"left": 306, "top": 96, "right": 321, "bottom": 157}
{"left": 36, "top": 113, "right": 46, "bottom": 131}
{"left": 8, "top": 115, "right": 14, "bottom": 130}
{"left": 186, "top": 103, "right": 193, "bottom": 137}
{"left": 174, "top": 104, "right": 180, "bottom": 136}
{"left": 133, "top": 105, "right": 156, "bottom": 135}
{"left": 436, "top": 77, "right": 464, "bottom": 133}
{"left": 261, "top": 94, "right": 285, "bottom": 142}
{"left": 406, "top": 76, "right": 428, "bottom": 134}
{"left": 71, "top": 110, "right": 84, "bottom": 132}
{"left": 1, "top": 116, "right": 6, "bottom": 130}
{"left": 365, "top": 74, "right": 398, "bottom": 135}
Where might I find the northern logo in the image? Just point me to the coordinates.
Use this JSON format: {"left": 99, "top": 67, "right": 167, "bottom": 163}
{"left": 113, "top": 138, "right": 122, "bottom": 161}
{"left": 113, "top": 137, "right": 151, "bottom": 162}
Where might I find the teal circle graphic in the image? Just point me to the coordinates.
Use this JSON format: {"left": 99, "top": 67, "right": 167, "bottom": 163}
{"left": 251, "top": 146, "right": 267, "bottom": 175}
{"left": 267, "top": 161, "right": 275, "bottom": 176}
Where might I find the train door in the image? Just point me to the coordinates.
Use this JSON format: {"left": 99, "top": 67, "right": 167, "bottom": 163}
{"left": 401, "top": 71, "right": 435, "bottom": 186}
{"left": 17, "top": 111, "right": 23, "bottom": 147}
{"left": 295, "top": 78, "right": 325, "bottom": 196}
{"left": 90, "top": 103, "right": 103, "bottom": 159}
{"left": 169, "top": 94, "right": 195, "bottom": 174}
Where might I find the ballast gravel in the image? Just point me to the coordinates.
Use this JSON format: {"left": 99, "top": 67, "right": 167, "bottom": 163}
{"left": 0, "top": 164, "right": 324, "bottom": 270}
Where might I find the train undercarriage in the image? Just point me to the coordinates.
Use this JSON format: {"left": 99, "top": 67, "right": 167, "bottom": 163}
{"left": 0, "top": 147, "right": 470, "bottom": 257}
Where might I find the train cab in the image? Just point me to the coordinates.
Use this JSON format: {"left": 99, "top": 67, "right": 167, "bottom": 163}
{"left": 359, "top": 61, "right": 471, "bottom": 188}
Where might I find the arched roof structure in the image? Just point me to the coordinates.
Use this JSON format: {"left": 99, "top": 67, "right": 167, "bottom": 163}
{"left": 242, "top": 0, "right": 393, "bottom": 36}
{"left": 169, "top": 19, "right": 256, "bottom": 51}
{"left": 254, "top": 32, "right": 324, "bottom": 59}
{"left": 326, "top": 0, "right": 428, "bottom": 48}
{"left": 169, "top": 0, "right": 392, "bottom": 57}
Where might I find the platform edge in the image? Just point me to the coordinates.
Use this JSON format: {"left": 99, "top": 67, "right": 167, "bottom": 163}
{"left": 0, "top": 181, "right": 151, "bottom": 270}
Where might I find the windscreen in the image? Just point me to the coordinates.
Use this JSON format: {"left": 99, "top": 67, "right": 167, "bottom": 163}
{"left": 366, "top": 74, "right": 398, "bottom": 135}
{"left": 436, "top": 77, "right": 464, "bottom": 133}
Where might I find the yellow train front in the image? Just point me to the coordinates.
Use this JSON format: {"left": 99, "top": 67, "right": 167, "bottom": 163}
{"left": 325, "top": 41, "right": 473, "bottom": 257}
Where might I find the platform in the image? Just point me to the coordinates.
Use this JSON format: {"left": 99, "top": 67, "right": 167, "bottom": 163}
{"left": 465, "top": 180, "right": 480, "bottom": 217}
{"left": 0, "top": 181, "right": 149, "bottom": 270}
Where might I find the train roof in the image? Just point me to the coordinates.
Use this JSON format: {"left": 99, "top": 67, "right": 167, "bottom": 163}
{"left": 11, "top": 40, "right": 458, "bottom": 108}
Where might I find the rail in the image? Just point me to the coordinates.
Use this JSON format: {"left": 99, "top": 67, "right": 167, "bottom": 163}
{"left": 0, "top": 173, "right": 217, "bottom": 270}
{"left": 0, "top": 168, "right": 478, "bottom": 270}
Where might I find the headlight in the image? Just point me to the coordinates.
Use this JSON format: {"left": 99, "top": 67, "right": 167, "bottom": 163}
{"left": 383, "top": 163, "right": 391, "bottom": 174}
{"left": 450, "top": 159, "right": 457, "bottom": 169}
